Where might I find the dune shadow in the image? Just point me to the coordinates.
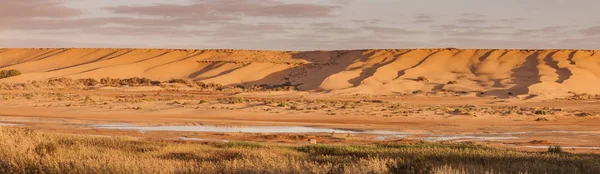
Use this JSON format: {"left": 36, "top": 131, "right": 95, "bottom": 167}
{"left": 567, "top": 50, "right": 577, "bottom": 65}
{"left": 144, "top": 50, "right": 206, "bottom": 72}
{"left": 193, "top": 63, "right": 250, "bottom": 81}
{"left": 26, "top": 49, "right": 69, "bottom": 62}
{"left": 394, "top": 50, "right": 440, "bottom": 80}
{"left": 188, "top": 62, "right": 224, "bottom": 79}
{"left": 240, "top": 50, "right": 364, "bottom": 91}
{"left": 469, "top": 50, "right": 494, "bottom": 75}
{"left": 46, "top": 49, "right": 134, "bottom": 72}
{"left": 485, "top": 52, "right": 541, "bottom": 98}
{"left": 55, "top": 50, "right": 172, "bottom": 78}
{"left": 347, "top": 51, "right": 412, "bottom": 87}
{"left": 0, "top": 49, "right": 69, "bottom": 69}
{"left": 543, "top": 51, "right": 572, "bottom": 83}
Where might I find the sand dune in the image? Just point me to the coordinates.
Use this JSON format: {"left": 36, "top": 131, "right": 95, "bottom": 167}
{"left": 1, "top": 48, "right": 599, "bottom": 97}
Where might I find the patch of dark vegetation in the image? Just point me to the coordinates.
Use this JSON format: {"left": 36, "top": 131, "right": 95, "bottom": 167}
{"left": 0, "top": 69, "right": 22, "bottom": 79}
{"left": 548, "top": 146, "right": 563, "bottom": 153}
{"left": 101, "top": 77, "right": 157, "bottom": 87}
{"left": 220, "top": 97, "right": 245, "bottom": 104}
{"left": 1, "top": 127, "right": 600, "bottom": 173}
{"left": 77, "top": 78, "right": 99, "bottom": 86}
{"left": 416, "top": 76, "right": 429, "bottom": 83}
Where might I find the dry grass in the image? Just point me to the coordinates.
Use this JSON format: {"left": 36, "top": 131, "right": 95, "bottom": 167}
{"left": 0, "top": 127, "right": 598, "bottom": 174}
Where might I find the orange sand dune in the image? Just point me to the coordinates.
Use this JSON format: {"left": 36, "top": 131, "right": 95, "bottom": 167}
{"left": 1, "top": 48, "right": 600, "bottom": 97}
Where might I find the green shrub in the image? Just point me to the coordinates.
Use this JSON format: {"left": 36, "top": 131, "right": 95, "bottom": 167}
{"left": 0, "top": 69, "right": 22, "bottom": 79}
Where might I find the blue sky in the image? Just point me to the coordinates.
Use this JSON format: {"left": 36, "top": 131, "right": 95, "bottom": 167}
{"left": 1, "top": 0, "right": 600, "bottom": 50}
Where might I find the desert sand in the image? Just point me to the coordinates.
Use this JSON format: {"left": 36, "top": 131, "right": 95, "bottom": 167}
{"left": 0, "top": 48, "right": 599, "bottom": 153}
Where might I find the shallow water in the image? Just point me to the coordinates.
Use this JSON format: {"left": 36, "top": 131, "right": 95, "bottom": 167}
{"left": 94, "top": 124, "right": 407, "bottom": 134}
{"left": 0, "top": 122, "right": 22, "bottom": 126}
{"left": 419, "top": 135, "right": 518, "bottom": 142}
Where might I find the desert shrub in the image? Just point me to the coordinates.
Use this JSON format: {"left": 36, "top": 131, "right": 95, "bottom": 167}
{"left": 534, "top": 110, "right": 548, "bottom": 115}
{"left": 223, "top": 97, "right": 244, "bottom": 104}
{"left": 121, "top": 77, "right": 152, "bottom": 86}
{"left": 77, "top": 78, "right": 99, "bottom": 86}
{"left": 99, "top": 77, "right": 156, "bottom": 87}
{"left": 535, "top": 118, "right": 549, "bottom": 122}
{"left": 416, "top": 76, "right": 429, "bottom": 82}
{"left": 168, "top": 79, "right": 189, "bottom": 85}
{"left": 290, "top": 105, "right": 304, "bottom": 110}
{"left": 447, "top": 81, "right": 458, "bottom": 84}
{"left": 277, "top": 102, "right": 290, "bottom": 107}
{"left": 575, "top": 112, "right": 594, "bottom": 117}
{"left": 451, "top": 108, "right": 471, "bottom": 115}
{"left": 412, "top": 90, "right": 425, "bottom": 95}
{"left": 100, "top": 77, "right": 120, "bottom": 86}
{"left": 0, "top": 69, "right": 22, "bottom": 79}
{"left": 548, "top": 146, "right": 563, "bottom": 153}
{"left": 199, "top": 100, "right": 208, "bottom": 104}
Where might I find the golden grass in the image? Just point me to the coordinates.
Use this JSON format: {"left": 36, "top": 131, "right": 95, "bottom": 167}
{"left": 0, "top": 127, "right": 598, "bottom": 174}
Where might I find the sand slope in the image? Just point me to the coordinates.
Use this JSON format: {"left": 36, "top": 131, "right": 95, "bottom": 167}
{"left": 1, "top": 48, "right": 599, "bottom": 97}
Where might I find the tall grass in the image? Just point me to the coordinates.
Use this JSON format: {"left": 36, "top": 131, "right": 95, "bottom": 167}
{"left": 0, "top": 127, "right": 598, "bottom": 173}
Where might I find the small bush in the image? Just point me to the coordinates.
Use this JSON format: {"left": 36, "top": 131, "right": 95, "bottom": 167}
{"left": 534, "top": 110, "right": 548, "bottom": 115}
{"left": 412, "top": 90, "right": 425, "bottom": 95}
{"left": 0, "top": 69, "right": 22, "bottom": 79}
{"left": 199, "top": 100, "right": 208, "bottom": 104}
{"left": 168, "top": 79, "right": 189, "bottom": 85}
{"left": 226, "top": 97, "right": 244, "bottom": 104}
{"left": 575, "top": 112, "right": 594, "bottom": 117}
{"left": 277, "top": 102, "right": 290, "bottom": 107}
{"left": 447, "top": 81, "right": 458, "bottom": 84}
{"left": 548, "top": 146, "right": 563, "bottom": 153}
{"left": 78, "top": 78, "right": 99, "bottom": 86}
{"left": 416, "top": 76, "right": 429, "bottom": 82}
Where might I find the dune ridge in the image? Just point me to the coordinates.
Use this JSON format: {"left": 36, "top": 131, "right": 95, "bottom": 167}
{"left": 1, "top": 48, "right": 600, "bottom": 97}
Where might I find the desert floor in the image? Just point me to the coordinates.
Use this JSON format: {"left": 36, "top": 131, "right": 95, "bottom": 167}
{"left": 0, "top": 88, "right": 598, "bottom": 154}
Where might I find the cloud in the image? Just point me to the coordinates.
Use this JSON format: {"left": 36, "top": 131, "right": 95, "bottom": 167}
{"left": 311, "top": 23, "right": 357, "bottom": 34}
{"left": 413, "top": 14, "right": 432, "bottom": 20}
{"left": 513, "top": 26, "right": 567, "bottom": 36}
{"left": 436, "top": 38, "right": 558, "bottom": 49}
{"left": 460, "top": 13, "right": 486, "bottom": 18}
{"left": 499, "top": 18, "right": 527, "bottom": 24}
{"left": 362, "top": 26, "right": 424, "bottom": 35}
{"left": 0, "top": 0, "right": 81, "bottom": 20}
{"left": 431, "top": 25, "right": 512, "bottom": 31}
{"left": 412, "top": 19, "right": 434, "bottom": 23}
{"left": 107, "top": 0, "right": 338, "bottom": 18}
{"left": 581, "top": 26, "right": 600, "bottom": 36}
{"left": 457, "top": 18, "right": 486, "bottom": 24}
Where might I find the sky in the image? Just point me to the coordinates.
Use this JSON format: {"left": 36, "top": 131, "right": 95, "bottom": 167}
{"left": 1, "top": 0, "right": 600, "bottom": 50}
